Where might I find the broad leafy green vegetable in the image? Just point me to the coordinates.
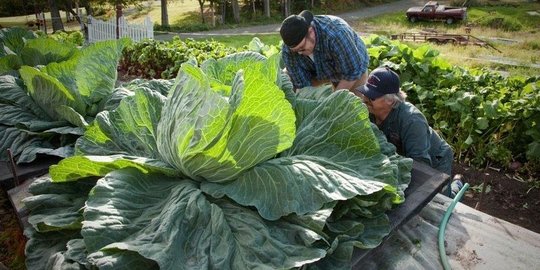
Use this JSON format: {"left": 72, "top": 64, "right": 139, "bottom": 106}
{"left": 0, "top": 27, "right": 38, "bottom": 57}
{"left": 25, "top": 52, "right": 412, "bottom": 269}
{"left": 0, "top": 28, "right": 76, "bottom": 76}
{"left": 0, "top": 32, "right": 128, "bottom": 163}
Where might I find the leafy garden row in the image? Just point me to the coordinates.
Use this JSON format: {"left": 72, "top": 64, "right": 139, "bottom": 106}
{"left": 364, "top": 36, "right": 539, "bottom": 172}
{"left": 117, "top": 34, "right": 540, "bottom": 172}
{"left": 1, "top": 25, "right": 537, "bottom": 269}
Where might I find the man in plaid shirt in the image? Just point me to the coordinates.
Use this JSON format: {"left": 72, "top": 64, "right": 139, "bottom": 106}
{"left": 280, "top": 10, "right": 369, "bottom": 94}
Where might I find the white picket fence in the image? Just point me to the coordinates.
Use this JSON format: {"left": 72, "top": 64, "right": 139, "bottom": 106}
{"left": 87, "top": 16, "right": 153, "bottom": 43}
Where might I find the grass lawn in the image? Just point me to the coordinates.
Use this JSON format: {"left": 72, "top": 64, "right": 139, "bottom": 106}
{"left": 124, "top": 0, "right": 200, "bottom": 24}
{"left": 359, "top": 1, "right": 540, "bottom": 77}
{"left": 0, "top": 0, "right": 201, "bottom": 32}
{"left": 0, "top": 9, "right": 84, "bottom": 32}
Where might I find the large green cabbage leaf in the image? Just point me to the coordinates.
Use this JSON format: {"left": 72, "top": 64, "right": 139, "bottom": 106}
{"left": 82, "top": 168, "right": 325, "bottom": 270}
{"left": 26, "top": 52, "right": 412, "bottom": 269}
{"left": 0, "top": 38, "right": 128, "bottom": 163}
{"left": 20, "top": 38, "right": 77, "bottom": 67}
{"left": 0, "top": 28, "right": 76, "bottom": 76}
{"left": 0, "top": 54, "right": 22, "bottom": 75}
{"left": 24, "top": 175, "right": 95, "bottom": 270}
{"left": 19, "top": 65, "right": 87, "bottom": 120}
{"left": 0, "top": 27, "right": 37, "bottom": 56}
{"left": 0, "top": 76, "right": 75, "bottom": 162}
{"left": 202, "top": 87, "right": 407, "bottom": 220}
{"left": 157, "top": 60, "right": 296, "bottom": 182}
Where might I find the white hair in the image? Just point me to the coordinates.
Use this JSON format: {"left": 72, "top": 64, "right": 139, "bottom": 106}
{"left": 381, "top": 90, "right": 407, "bottom": 108}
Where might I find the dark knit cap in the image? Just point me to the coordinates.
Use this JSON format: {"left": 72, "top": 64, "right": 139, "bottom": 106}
{"left": 280, "top": 10, "right": 314, "bottom": 47}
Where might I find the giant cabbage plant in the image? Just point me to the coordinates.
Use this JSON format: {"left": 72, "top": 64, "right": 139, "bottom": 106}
{"left": 0, "top": 27, "right": 79, "bottom": 77}
{"left": 0, "top": 29, "right": 128, "bottom": 163}
{"left": 24, "top": 52, "right": 412, "bottom": 269}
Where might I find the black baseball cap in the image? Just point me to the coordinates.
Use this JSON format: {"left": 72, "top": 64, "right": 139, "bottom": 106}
{"left": 358, "top": 67, "right": 400, "bottom": 100}
{"left": 280, "top": 10, "right": 314, "bottom": 47}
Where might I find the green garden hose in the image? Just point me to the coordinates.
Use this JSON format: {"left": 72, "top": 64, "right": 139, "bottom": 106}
{"left": 438, "top": 183, "right": 470, "bottom": 270}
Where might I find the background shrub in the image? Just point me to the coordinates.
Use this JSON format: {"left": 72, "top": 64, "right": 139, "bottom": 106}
{"left": 365, "top": 35, "right": 540, "bottom": 168}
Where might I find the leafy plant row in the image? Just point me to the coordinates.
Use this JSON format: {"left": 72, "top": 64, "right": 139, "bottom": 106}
{"left": 365, "top": 35, "right": 540, "bottom": 171}
{"left": 36, "top": 30, "right": 85, "bottom": 47}
{"left": 116, "top": 34, "right": 539, "bottom": 171}
{"left": 118, "top": 37, "right": 239, "bottom": 79}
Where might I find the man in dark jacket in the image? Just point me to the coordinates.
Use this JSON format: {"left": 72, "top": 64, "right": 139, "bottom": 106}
{"left": 279, "top": 10, "right": 369, "bottom": 93}
{"left": 357, "top": 67, "right": 461, "bottom": 196}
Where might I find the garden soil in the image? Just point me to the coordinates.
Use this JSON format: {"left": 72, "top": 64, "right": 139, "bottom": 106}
{"left": 454, "top": 162, "right": 540, "bottom": 234}
{"left": 1, "top": 162, "right": 539, "bottom": 268}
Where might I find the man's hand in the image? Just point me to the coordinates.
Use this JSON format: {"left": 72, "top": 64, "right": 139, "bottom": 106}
{"left": 311, "top": 79, "right": 330, "bottom": 87}
{"left": 309, "top": 79, "right": 359, "bottom": 97}
{"left": 335, "top": 72, "right": 369, "bottom": 95}
{"left": 335, "top": 80, "right": 357, "bottom": 92}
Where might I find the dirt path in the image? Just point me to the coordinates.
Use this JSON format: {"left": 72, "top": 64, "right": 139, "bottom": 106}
{"left": 154, "top": 0, "right": 430, "bottom": 40}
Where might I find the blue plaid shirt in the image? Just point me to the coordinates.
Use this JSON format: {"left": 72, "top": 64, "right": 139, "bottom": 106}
{"left": 281, "top": 15, "right": 369, "bottom": 89}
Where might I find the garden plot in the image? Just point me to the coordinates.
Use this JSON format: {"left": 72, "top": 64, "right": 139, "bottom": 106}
{"left": 1, "top": 23, "right": 539, "bottom": 268}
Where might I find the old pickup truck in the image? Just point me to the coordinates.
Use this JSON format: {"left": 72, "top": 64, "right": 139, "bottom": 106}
{"left": 406, "top": 1, "right": 467, "bottom": 24}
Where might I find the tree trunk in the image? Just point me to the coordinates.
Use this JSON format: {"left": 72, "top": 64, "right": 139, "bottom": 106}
{"left": 220, "top": 0, "right": 226, "bottom": 24}
{"left": 62, "top": 0, "right": 82, "bottom": 26}
{"left": 80, "top": 0, "right": 92, "bottom": 16}
{"left": 198, "top": 0, "right": 206, "bottom": 23}
{"left": 115, "top": 1, "right": 122, "bottom": 39}
{"left": 209, "top": 0, "right": 215, "bottom": 26}
{"left": 75, "top": 0, "right": 80, "bottom": 17}
{"left": 283, "top": 0, "right": 290, "bottom": 17}
{"left": 231, "top": 0, "right": 240, "bottom": 23}
{"left": 48, "top": 0, "right": 64, "bottom": 32}
{"left": 161, "top": 0, "right": 169, "bottom": 28}
{"left": 263, "top": 0, "right": 270, "bottom": 17}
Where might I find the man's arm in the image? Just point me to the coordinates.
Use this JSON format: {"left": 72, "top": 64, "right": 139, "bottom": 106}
{"left": 330, "top": 26, "right": 370, "bottom": 92}
{"left": 334, "top": 72, "right": 369, "bottom": 96}
{"left": 335, "top": 80, "right": 357, "bottom": 91}
{"left": 310, "top": 78, "right": 364, "bottom": 96}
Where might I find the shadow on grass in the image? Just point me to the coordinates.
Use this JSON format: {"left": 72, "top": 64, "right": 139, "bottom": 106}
{"left": 155, "top": 10, "right": 283, "bottom": 33}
